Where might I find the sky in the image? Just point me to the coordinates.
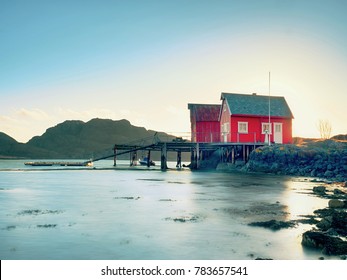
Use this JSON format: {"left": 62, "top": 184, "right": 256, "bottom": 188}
{"left": 1, "top": 0, "right": 346, "bottom": 143}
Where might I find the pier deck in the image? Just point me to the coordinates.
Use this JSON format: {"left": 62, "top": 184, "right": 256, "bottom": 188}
{"left": 108, "top": 140, "right": 265, "bottom": 170}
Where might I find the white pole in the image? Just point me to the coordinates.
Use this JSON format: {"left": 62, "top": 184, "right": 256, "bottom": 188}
{"left": 268, "top": 71, "right": 271, "bottom": 146}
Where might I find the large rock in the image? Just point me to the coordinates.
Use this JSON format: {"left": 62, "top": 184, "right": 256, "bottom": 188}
{"left": 313, "top": 186, "right": 326, "bottom": 195}
{"left": 248, "top": 219, "right": 296, "bottom": 231}
{"left": 331, "top": 212, "right": 347, "bottom": 235}
{"left": 328, "top": 199, "right": 345, "bottom": 208}
{"left": 302, "top": 231, "right": 347, "bottom": 255}
{"left": 316, "top": 216, "right": 332, "bottom": 231}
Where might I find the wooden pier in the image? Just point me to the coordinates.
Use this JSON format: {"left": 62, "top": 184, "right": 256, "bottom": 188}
{"left": 91, "top": 138, "right": 265, "bottom": 170}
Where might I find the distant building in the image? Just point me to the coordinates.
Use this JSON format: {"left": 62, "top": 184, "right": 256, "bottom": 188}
{"left": 187, "top": 103, "right": 221, "bottom": 143}
{"left": 188, "top": 92, "right": 294, "bottom": 144}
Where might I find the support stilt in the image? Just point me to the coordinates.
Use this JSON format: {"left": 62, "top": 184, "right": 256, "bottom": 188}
{"left": 243, "top": 145, "right": 246, "bottom": 162}
{"left": 196, "top": 142, "right": 200, "bottom": 169}
{"left": 190, "top": 149, "right": 196, "bottom": 169}
{"left": 113, "top": 146, "right": 117, "bottom": 166}
{"left": 231, "top": 147, "right": 235, "bottom": 164}
{"left": 147, "top": 150, "right": 151, "bottom": 167}
{"left": 161, "top": 143, "right": 167, "bottom": 170}
{"left": 176, "top": 151, "right": 182, "bottom": 168}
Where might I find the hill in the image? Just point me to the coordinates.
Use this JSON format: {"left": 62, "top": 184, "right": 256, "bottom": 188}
{"left": 1, "top": 118, "right": 176, "bottom": 159}
{"left": 0, "top": 132, "right": 57, "bottom": 159}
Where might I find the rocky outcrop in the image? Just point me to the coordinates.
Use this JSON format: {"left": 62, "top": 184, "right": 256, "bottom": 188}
{"left": 248, "top": 219, "right": 296, "bottom": 231}
{"left": 244, "top": 140, "right": 347, "bottom": 182}
{"left": 302, "top": 231, "right": 347, "bottom": 255}
{"left": 301, "top": 184, "right": 347, "bottom": 256}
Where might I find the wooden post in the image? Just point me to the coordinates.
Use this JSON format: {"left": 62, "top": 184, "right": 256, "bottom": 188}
{"left": 176, "top": 151, "right": 182, "bottom": 168}
{"left": 231, "top": 147, "right": 235, "bottom": 164}
{"left": 130, "top": 151, "right": 136, "bottom": 166}
{"left": 243, "top": 145, "right": 246, "bottom": 162}
{"left": 246, "top": 145, "right": 250, "bottom": 162}
{"left": 161, "top": 143, "right": 167, "bottom": 170}
{"left": 147, "top": 150, "right": 151, "bottom": 167}
{"left": 113, "top": 146, "right": 117, "bottom": 166}
{"left": 190, "top": 149, "right": 195, "bottom": 169}
{"left": 196, "top": 142, "right": 200, "bottom": 169}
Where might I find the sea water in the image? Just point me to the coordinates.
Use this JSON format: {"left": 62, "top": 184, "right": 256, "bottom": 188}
{"left": 0, "top": 159, "right": 331, "bottom": 260}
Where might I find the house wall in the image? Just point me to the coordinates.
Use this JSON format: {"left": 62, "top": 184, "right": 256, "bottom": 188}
{"left": 195, "top": 121, "right": 220, "bottom": 142}
{"left": 219, "top": 110, "right": 293, "bottom": 144}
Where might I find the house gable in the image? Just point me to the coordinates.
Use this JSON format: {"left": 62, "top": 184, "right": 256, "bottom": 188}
{"left": 221, "top": 92, "right": 294, "bottom": 119}
{"left": 187, "top": 103, "right": 221, "bottom": 142}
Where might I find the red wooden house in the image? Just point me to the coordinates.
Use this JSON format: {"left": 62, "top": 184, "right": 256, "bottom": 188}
{"left": 219, "top": 92, "right": 294, "bottom": 144}
{"left": 188, "top": 103, "right": 221, "bottom": 142}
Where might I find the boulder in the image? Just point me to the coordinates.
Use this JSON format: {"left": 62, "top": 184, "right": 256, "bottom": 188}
{"left": 302, "top": 231, "right": 347, "bottom": 255}
{"left": 328, "top": 199, "right": 345, "bottom": 208}
{"left": 313, "top": 186, "right": 326, "bottom": 195}
{"left": 331, "top": 211, "right": 347, "bottom": 235}
{"left": 333, "top": 188, "right": 346, "bottom": 195}
{"left": 316, "top": 216, "right": 332, "bottom": 231}
{"left": 248, "top": 219, "right": 296, "bottom": 231}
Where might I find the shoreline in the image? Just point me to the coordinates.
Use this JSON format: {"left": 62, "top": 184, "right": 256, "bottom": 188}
{"left": 245, "top": 180, "right": 347, "bottom": 259}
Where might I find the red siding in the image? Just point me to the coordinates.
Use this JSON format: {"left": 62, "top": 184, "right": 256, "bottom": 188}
{"left": 219, "top": 104, "right": 293, "bottom": 144}
{"left": 195, "top": 121, "right": 220, "bottom": 142}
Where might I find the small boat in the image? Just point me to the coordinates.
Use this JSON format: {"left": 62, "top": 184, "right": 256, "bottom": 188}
{"left": 138, "top": 157, "right": 155, "bottom": 166}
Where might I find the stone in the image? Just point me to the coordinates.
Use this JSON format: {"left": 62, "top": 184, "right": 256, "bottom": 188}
{"left": 316, "top": 216, "right": 332, "bottom": 231}
{"left": 328, "top": 199, "right": 345, "bottom": 208}
{"left": 302, "top": 231, "right": 347, "bottom": 255}
{"left": 313, "top": 186, "right": 326, "bottom": 194}
{"left": 331, "top": 211, "right": 347, "bottom": 235}
{"left": 248, "top": 219, "right": 296, "bottom": 231}
{"left": 333, "top": 188, "right": 346, "bottom": 195}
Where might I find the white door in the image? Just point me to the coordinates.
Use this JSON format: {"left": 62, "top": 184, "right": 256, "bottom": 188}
{"left": 274, "top": 123, "right": 283, "bottom": 144}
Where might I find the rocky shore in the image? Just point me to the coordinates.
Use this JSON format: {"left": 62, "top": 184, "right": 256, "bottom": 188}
{"left": 247, "top": 182, "right": 347, "bottom": 259}
{"left": 301, "top": 184, "right": 347, "bottom": 257}
{"left": 243, "top": 139, "right": 347, "bottom": 182}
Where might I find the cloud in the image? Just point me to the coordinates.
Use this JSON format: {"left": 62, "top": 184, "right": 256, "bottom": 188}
{"left": 15, "top": 108, "right": 51, "bottom": 121}
{"left": 165, "top": 105, "right": 186, "bottom": 116}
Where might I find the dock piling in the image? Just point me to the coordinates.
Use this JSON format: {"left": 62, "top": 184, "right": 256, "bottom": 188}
{"left": 161, "top": 143, "right": 167, "bottom": 170}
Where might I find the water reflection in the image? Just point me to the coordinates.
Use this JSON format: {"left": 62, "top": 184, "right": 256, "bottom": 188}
{"left": 0, "top": 160, "right": 334, "bottom": 260}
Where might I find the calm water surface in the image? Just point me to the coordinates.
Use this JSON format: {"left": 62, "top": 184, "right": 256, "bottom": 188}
{"left": 0, "top": 160, "right": 330, "bottom": 260}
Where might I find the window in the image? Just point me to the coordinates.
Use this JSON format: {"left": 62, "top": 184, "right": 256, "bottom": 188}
{"left": 262, "top": 123, "right": 272, "bottom": 134}
{"left": 238, "top": 122, "right": 248, "bottom": 134}
{"left": 222, "top": 122, "right": 229, "bottom": 133}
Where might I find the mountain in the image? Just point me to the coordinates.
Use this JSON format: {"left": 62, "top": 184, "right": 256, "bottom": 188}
{"left": 0, "top": 132, "right": 57, "bottom": 159}
{"left": 0, "top": 118, "right": 176, "bottom": 159}
{"left": 0, "top": 132, "right": 20, "bottom": 158}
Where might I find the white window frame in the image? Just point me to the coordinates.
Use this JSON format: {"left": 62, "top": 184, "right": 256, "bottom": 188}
{"left": 221, "top": 122, "right": 229, "bottom": 133}
{"left": 238, "top": 122, "right": 248, "bottom": 134}
{"left": 261, "top": 123, "right": 272, "bottom": 134}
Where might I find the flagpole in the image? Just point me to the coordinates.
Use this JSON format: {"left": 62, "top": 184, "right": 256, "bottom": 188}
{"left": 268, "top": 71, "right": 271, "bottom": 146}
